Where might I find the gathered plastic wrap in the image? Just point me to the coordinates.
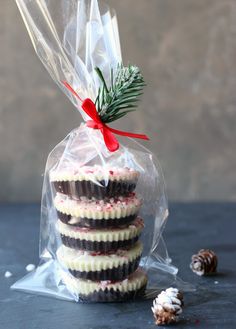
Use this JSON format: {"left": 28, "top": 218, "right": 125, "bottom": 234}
{"left": 12, "top": 0, "right": 190, "bottom": 302}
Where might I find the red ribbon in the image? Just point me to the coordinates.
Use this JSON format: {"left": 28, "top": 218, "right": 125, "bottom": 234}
{"left": 63, "top": 81, "right": 149, "bottom": 152}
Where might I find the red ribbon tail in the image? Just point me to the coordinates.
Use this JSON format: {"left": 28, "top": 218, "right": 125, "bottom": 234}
{"left": 62, "top": 81, "right": 83, "bottom": 102}
{"left": 102, "top": 126, "right": 119, "bottom": 152}
{"left": 106, "top": 126, "right": 150, "bottom": 141}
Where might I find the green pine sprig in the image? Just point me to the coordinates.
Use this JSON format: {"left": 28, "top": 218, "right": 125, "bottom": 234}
{"left": 95, "top": 64, "right": 145, "bottom": 123}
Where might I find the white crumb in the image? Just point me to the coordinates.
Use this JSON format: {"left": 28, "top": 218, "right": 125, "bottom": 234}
{"left": 214, "top": 281, "right": 219, "bottom": 284}
{"left": 26, "top": 264, "right": 35, "bottom": 272}
{"left": 4, "top": 271, "right": 13, "bottom": 278}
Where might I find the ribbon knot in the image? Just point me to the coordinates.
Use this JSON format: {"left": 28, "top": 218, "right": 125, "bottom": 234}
{"left": 87, "top": 120, "right": 103, "bottom": 130}
{"left": 63, "top": 82, "right": 149, "bottom": 152}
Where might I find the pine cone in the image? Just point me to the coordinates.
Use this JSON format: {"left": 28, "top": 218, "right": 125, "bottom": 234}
{"left": 190, "top": 249, "right": 217, "bottom": 276}
{"left": 151, "top": 288, "right": 183, "bottom": 326}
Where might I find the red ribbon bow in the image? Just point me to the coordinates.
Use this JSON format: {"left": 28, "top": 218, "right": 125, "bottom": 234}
{"left": 63, "top": 82, "right": 149, "bottom": 152}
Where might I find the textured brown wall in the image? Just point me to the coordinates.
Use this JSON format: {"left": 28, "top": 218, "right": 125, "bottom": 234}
{"left": 1, "top": 0, "right": 236, "bottom": 202}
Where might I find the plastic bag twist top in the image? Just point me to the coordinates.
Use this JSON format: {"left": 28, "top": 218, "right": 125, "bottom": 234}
{"left": 15, "top": 0, "right": 121, "bottom": 119}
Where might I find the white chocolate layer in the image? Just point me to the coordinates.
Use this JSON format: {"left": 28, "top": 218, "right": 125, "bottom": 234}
{"left": 57, "top": 241, "right": 143, "bottom": 272}
{"left": 54, "top": 193, "right": 142, "bottom": 220}
{"left": 57, "top": 217, "right": 144, "bottom": 242}
{"left": 50, "top": 165, "right": 139, "bottom": 182}
{"left": 60, "top": 268, "right": 147, "bottom": 296}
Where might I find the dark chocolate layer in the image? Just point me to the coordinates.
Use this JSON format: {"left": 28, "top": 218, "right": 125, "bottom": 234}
{"left": 79, "top": 284, "right": 146, "bottom": 303}
{"left": 69, "top": 256, "right": 141, "bottom": 281}
{"left": 52, "top": 179, "right": 136, "bottom": 200}
{"left": 58, "top": 211, "right": 137, "bottom": 228}
{"left": 60, "top": 234, "right": 139, "bottom": 252}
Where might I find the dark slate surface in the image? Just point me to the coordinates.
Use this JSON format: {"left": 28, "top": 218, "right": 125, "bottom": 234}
{"left": 0, "top": 203, "right": 235, "bottom": 329}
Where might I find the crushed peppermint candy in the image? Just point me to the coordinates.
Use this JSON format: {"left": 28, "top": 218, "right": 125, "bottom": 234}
{"left": 50, "top": 165, "right": 139, "bottom": 182}
{"left": 100, "top": 280, "right": 112, "bottom": 289}
{"left": 56, "top": 193, "right": 142, "bottom": 213}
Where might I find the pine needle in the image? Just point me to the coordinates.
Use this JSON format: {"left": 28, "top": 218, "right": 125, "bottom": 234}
{"left": 95, "top": 64, "right": 145, "bottom": 123}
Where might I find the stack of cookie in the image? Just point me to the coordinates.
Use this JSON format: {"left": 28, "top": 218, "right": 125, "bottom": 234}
{"left": 50, "top": 165, "right": 147, "bottom": 302}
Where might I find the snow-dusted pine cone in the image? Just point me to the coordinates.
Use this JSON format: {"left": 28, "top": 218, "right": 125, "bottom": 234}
{"left": 151, "top": 287, "right": 184, "bottom": 326}
{"left": 190, "top": 249, "right": 217, "bottom": 276}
